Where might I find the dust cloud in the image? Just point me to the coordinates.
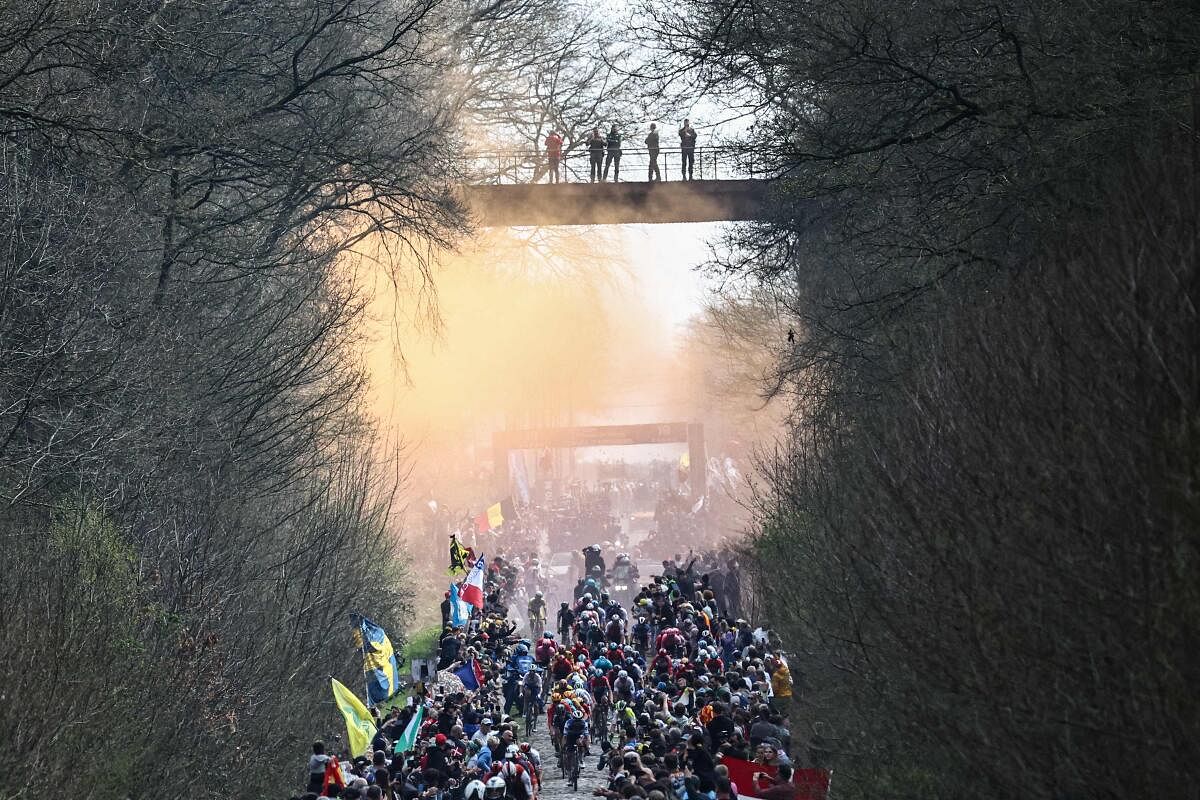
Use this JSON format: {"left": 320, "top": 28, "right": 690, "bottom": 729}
{"left": 355, "top": 220, "right": 785, "bottom": 608}
{"left": 361, "top": 227, "right": 690, "bottom": 507}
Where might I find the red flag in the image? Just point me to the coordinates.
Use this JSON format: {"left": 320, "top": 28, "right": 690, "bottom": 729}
{"left": 323, "top": 757, "right": 346, "bottom": 795}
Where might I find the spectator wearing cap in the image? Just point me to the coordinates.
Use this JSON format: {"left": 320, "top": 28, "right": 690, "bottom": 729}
{"left": 421, "top": 733, "right": 450, "bottom": 784}
{"left": 471, "top": 717, "right": 493, "bottom": 746}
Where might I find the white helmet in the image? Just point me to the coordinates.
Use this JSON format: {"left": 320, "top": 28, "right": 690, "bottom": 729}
{"left": 485, "top": 775, "right": 507, "bottom": 800}
{"left": 465, "top": 780, "right": 487, "bottom": 800}
{"left": 506, "top": 744, "right": 520, "bottom": 759}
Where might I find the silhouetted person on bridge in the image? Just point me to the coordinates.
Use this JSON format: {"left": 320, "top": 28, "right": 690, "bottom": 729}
{"left": 544, "top": 129, "right": 563, "bottom": 183}
{"left": 680, "top": 119, "right": 697, "bottom": 180}
{"left": 603, "top": 124, "right": 622, "bottom": 181}
{"left": 587, "top": 127, "right": 605, "bottom": 183}
{"left": 645, "top": 123, "right": 661, "bottom": 182}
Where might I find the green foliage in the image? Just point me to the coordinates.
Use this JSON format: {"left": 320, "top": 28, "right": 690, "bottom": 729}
{"left": 404, "top": 625, "right": 443, "bottom": 662}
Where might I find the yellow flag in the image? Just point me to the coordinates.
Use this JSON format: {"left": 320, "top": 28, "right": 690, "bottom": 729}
{"left": 331, "top": 678, "right": 377, "bottom": 757}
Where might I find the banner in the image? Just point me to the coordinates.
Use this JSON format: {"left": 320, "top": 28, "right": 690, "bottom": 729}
{"left": 510, "top": 452, "right": 531, "bottom": 505}
{"left": 718, "top": 756, "right": 831, "bottom": 800}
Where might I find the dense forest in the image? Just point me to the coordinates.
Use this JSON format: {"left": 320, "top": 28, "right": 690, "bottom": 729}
{"left": 644, "top": 0, "right": 1200, "bottom": 797}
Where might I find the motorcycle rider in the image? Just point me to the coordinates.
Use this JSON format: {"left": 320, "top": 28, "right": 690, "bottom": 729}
{"left": 583, "top": 544, "right": 606, "bottom": 580}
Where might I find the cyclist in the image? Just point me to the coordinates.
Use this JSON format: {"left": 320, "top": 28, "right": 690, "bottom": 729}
{"left": 534, "top": 632, "right": 558, "bottom": 667}
{"left": 556, "top": 602, "right": 575, "bottom": 641}
{"left": 521, "top": 667, "right": 544, "bottom": 722}
{"left": 604, "top": 614, "right": 625, "bottom": 645}
{"left": 589, "top": 667, "right": 613, "bottom": 739}
{"left": 527, "top": 591, "right": 547, "bottom": 635}
{"left": 550, "top": 650, "right": 575, "bottom": 683}
{"left": 613, "top": 669, "right": 637, "bottom": 705}
{"left": 632, "top": 616, "right": 652, "bottom": 652}
{"left": 562, "top": 707, "right": 590, "bottom": 781}
{"left": 519, "top": 741, "right": 543, "bottom": 783}
{"left": 483, "top": 775, "right": 507, "bottom": 800}
{"left": 465, "top": 779, "right": 487, "bottom": 800}
{"left": 488, "top": 746, "right": 535, "bottom": 800}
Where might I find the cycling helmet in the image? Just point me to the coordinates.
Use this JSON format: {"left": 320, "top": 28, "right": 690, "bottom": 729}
{"left": 465, "top": 780, "right": 486, "bottom": 800}
{"left": 535, "top": 591, "right": 544, "bottom": 598}
{"left": 572, "top": 709, "right": 585, "bottom": 719}
{"left": 545, "top": 632, "right": 555, "bottom": 639}
{"left": 484, "top": 776, "right": 507, "bottom": 800}
{"left": 506, "top": 744, "right": 520, "bottom": 759}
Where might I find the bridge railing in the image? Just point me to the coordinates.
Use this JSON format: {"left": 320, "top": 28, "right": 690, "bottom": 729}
{"left": 464, "top": 145, "right": 768, "bottom": 185}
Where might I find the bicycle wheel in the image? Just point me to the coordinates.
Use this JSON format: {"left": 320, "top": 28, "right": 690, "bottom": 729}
{"left": 569, "top": 747, "right": 580, "bottom": 791}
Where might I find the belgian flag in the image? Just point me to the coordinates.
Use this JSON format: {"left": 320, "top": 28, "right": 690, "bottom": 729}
{"left": 474, "top": 497, "right": 516, "bottom": 533}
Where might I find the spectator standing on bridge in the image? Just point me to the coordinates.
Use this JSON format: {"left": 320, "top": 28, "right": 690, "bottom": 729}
{"left": 679, "top": 119, "right": 698, "bottom": 180}
{"left": 645, "top": 123, "right": 661, "bottom": 182}
{"left": 603, "top": 124, "right": 623, "bottom": 182}
{"left": 544, "top": 129, "right": 563, "bottom": 183}
{"left": 587, "top": 127, "right": 605, "bottom": 183}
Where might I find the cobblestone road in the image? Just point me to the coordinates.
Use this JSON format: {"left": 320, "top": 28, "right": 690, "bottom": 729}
{"left": 528, "top": 714, "right": 606, "bottom": 800}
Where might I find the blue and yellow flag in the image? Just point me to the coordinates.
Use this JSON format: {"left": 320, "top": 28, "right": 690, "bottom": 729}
{"left": 331, "top": 678, "right": 377, "bottom": 757}
{"left": 351, "top": 613, "right": 401, "bottom": 705}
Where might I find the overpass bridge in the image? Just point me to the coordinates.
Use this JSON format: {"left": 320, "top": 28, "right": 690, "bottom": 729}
{"left": 462, "top": 146, "right": 773, "bottom": 226}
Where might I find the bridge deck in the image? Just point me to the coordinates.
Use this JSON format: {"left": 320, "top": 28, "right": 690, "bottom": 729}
{"left": 463, "top": 179, "right": 769, "bottom": 226}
